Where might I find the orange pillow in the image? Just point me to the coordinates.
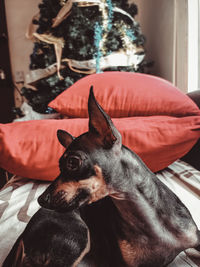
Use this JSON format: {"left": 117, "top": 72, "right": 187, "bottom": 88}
{"left": 49, "top": 72, "right": 200, "bottom": 118}
{"left": 0, "top": 116, "right": 200, "bottom": 181}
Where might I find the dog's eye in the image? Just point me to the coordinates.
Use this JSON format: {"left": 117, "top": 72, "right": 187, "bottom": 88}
{"left": 66, "top": 156, "right": 81, "bottom": 171}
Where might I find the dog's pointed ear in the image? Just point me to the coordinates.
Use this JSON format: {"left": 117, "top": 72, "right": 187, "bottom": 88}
{"left": 57, "top": 130, "right": 74, "bottom": 148}
{"left": 88, "top": 86, "right": 121, "bottom": 148}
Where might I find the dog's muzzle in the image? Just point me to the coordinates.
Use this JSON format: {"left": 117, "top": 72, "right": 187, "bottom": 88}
{"left": 38, "top": 188, "right": 66, "bottom": 210}
{"left": 38, "top": 190, "right": 53, "bottom": 209}
{"left": 38, "top": 185, "right": 91, "bottom": 212}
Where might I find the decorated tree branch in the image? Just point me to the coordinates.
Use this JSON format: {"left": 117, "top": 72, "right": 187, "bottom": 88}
{"left": 20, "top": 0, "right": 151, "bottom": 114}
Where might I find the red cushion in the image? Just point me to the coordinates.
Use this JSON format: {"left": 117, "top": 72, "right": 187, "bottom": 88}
{"left": 49, "top": 72, "right": 200, "bottom": 118}
{"left": 0, "top": 116, "right": 200, "bottom": 181}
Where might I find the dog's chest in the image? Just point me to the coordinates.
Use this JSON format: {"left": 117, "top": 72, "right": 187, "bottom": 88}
{"left": 118, "top": 238, "right": 177, "bottom": 267}
{"left": 116, "top": 217, "right": 179, "bottom": 267}
{"left": 119, "top": 239, "right": 142, "bottom": 266}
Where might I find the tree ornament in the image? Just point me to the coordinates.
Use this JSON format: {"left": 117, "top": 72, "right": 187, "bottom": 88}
{"left": 18, "top": 0, "right": 151, "bottom": 115}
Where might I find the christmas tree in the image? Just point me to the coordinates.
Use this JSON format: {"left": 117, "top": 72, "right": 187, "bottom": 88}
{"left": 20, "top": 0, "right": 150, "bottom": 114}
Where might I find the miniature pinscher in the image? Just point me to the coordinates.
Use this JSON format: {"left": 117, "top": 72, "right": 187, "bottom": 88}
{"left": 38, "top": 86, "right": 200, "bottom": 266}
{"left": 3, "top": 208, "right": 90, "bottom": 267}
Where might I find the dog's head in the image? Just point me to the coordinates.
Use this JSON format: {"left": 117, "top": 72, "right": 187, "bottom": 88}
{"left": 38, "top": 86, "right": 123, "bottom": 211}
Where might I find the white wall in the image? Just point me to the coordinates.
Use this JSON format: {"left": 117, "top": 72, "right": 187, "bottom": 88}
{"left": 134, "top": 0, "right": 174, "bottom": 82}
{"left": 133, "top": 0, "right": 188, "bottom": 92}
{"left": 5, "top": 0, "right": 40, "bottom": 80}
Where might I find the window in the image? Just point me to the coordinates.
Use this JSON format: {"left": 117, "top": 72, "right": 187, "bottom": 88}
{"left": 188, "top": 0, "right": 200, "bottom": 92}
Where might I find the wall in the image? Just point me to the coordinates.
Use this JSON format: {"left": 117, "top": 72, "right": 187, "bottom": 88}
{"left": 133, "top": 0, "right": 174, "bottom": 83}
{"left": 132, "top": 0, "right": 188, "bottom": 92}
{"left": 5, "top": 0, "right": 40, "bottom": 81}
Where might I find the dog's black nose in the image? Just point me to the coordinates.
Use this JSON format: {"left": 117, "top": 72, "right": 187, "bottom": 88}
{"left": 38, "top": 192, "right": 51, "bottom": 208}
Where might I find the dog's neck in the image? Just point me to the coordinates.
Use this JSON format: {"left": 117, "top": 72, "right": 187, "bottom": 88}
{"left": 109, "top": 145, "right": 173, "bottom": 202}
{"left": 109, "top": 146, "right": 198, "bottom": 248}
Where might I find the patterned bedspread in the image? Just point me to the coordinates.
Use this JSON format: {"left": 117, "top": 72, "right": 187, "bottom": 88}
{"left": 0, "top": 160, "right": 200, "bottom": 266}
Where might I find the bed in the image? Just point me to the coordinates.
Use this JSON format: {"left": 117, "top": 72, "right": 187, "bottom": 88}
{"left": 0, "top": 72, "right": 200, "bottom": 266}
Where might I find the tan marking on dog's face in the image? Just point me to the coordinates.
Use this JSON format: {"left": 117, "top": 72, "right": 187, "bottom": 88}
{"left": 54, "top": 180, "right": 80, "bottom": 203}
{"left": 86, "top": 165, "right": 109, "bottom": 203}
{"left": 54, "top": 165, "right": 109, "bottom": 205}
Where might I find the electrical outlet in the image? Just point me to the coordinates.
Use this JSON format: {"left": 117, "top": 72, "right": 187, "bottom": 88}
{"left": 15, "top": 71, "right": 24, "bottom": 83}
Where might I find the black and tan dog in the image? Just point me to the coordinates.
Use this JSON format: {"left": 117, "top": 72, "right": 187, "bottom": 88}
{"left": 38, "top": 86, "right": 200, "bottom": 267}
{"left": 3, "top": 208, "right": 90, "bottom": 267}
